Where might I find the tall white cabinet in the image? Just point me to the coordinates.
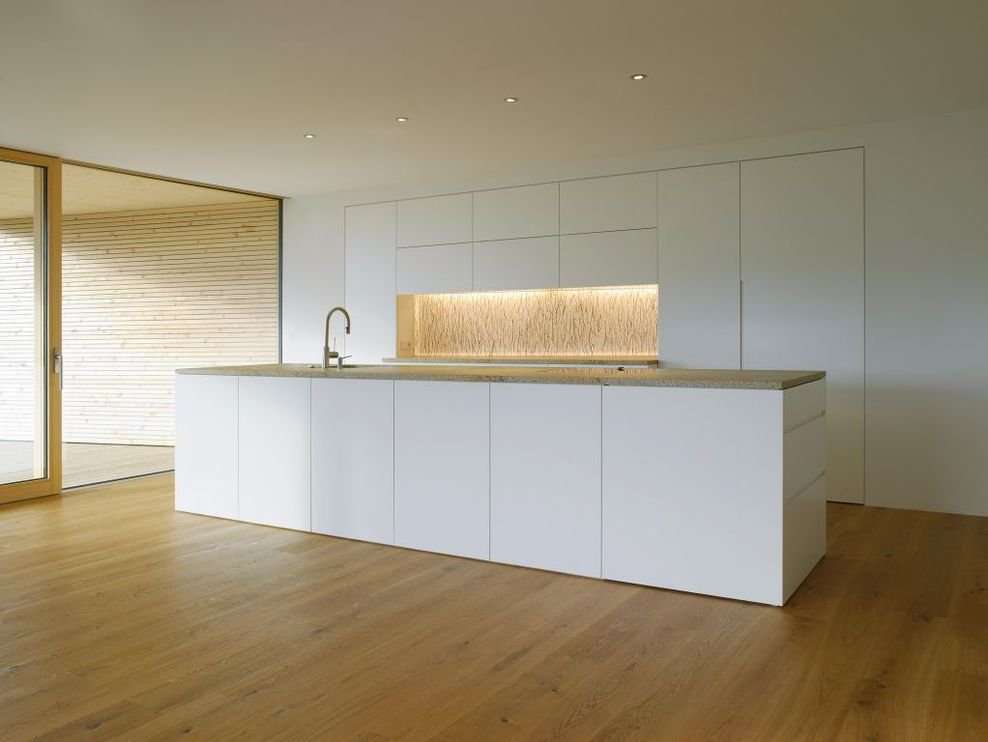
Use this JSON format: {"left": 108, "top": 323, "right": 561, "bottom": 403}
{"left": 741, "top": 148, "right": 864, "bottom": 504}
{"left": 657, "top": 163, "right": 741, "bottom": 369}
{"left": 345, "top": 202, "right": 396, "bottom": 363}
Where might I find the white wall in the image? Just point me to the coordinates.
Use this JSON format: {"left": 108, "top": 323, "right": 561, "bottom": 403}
{"left": 281, "top": 105, "right": 988, "bottom": 518}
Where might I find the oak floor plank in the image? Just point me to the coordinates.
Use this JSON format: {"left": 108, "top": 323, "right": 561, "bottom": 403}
{"left": 0, "top": 474, "right": 986, "bottom": 740}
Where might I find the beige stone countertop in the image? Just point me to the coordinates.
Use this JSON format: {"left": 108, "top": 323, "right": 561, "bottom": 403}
{"left": 176, "top": 363, "right": 824, "bottom": 390}
{"left": 381, "top": 355, "right": 659, "bottom": 366}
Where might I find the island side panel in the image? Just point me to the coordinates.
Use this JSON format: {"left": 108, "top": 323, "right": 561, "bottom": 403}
{"left": 602, "top": 385, "right": 785, "bottom": 605}
{"left": 175, "top": 373, "right": 239, "bottom": 519}
{"left": 783, "top": 379, "right": 827, "bottom": 600}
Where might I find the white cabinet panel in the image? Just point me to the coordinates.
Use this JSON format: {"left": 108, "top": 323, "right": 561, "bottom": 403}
{"left": 175, "top": 374, "right": 238, "bottom": 519}
{"left": 658, "top": 163, "right": 740, "bottom": 368}
{"left": 560, "top": 228, "right": 657, "bottom": 287}
{"left": 394, "top": 381, "right": 490, "bottom": 559}
{"left": 783, "top": 476, "right": 826, "bottom": 601}
{"left": 345, "top": 202, "right": 396, "bottom": 363}
{"left": 238, "top": 376, "right": 311, "bottom": 531}
{"left": 741, "top": 148, "right": 864, "bottom": 504}
{"left": 602, "top": 385, "right": 784, "bottom": 604}
{"left": 396, "top": 193, "right": 472, "bottom": 247}
{"left": 490, "top": 384, "right": 601, "bottom": 577}
{"left": 397, "top": 243, "right": 472, "bottom": 294}
{"left": 473, "top": 236, "right": 559, "bottom": 291}
{"left": 474, "top": 183, "right": 559, "bottom": 241}
{"left": 311, "top": 378, "right": 394, "bottom": 544}
{"left": 560, "top": 172, "right": 657, "bottom": 234}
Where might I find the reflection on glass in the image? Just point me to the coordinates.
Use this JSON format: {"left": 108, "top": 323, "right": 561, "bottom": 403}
{"left": 0, "top": 159, "right": 47, "bottom": 485}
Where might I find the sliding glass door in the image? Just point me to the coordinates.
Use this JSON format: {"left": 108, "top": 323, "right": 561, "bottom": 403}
{"left": 0, "top": 147, "right": 61, "bottom": 503}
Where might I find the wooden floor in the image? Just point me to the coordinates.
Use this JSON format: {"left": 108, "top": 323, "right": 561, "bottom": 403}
{"left": 0, "top": 441, "right": 173, "bottom": 489}
{"left": 1, "top": 475, "right": 985, "bottom": 740}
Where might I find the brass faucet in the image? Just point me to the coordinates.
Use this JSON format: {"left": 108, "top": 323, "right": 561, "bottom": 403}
{"left": 323, "top": 306, "right": 352, "bottom": 369}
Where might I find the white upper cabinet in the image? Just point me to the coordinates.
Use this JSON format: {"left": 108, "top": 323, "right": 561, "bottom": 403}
{"left": 473, "top": 183, "right": 559, "bottom": 241}
{"left": 397, "top": 243, "right": 472, "bottom": 294}
{"left": 559, "top": 228, "right": 657, "bottom": 287}
{"left": 473, "top": 236, "right": 559, "bottom": 291}
{"left": 741, "top": 148, "right": 864, "bottom": 504}
{"left": 658, "top": 163, "right": 741, "bottom": 369}
{"left": 396, "top": 193, "right": 472, "bottom": 247}
{"left": 345, "top": 202, "right": 396, "bottom": 363}
{"left": 560, "top": 172, "right": 657, "bottom": 234}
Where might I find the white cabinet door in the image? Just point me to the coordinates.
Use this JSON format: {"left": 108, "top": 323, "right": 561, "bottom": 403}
{"left": 560, "top": 228, "right": 657, "bottom": 287}
{"left": 658, "top": 163, "right": 740, "bottom": 369}
{"left": 397, "top": 243, "right": 472, "bottom": 294}
{"left": 560, "top": 172, "right": 657, "bottom": 234}
{"left": 473, "top": 183, "right": 559, "bottom": 241}
{"left": 311, "top": 378, "right": 394, "bottom": 544}
{"left": 490, "top": 383, "right": 601, "bottom": 577}
{"left": 175, "top": 374, "right": 239, "bottom": 519}
{"left": 394, "top": 381, "right": 489, "bottom": 560}
{"left": 396, "top": 193, "right": 472, "bottom": 247}
{"left": 238, "top": 376, "right": 311, "bottom": 531}
{"left": 602, "top": 385, "right": 784, "bottom": 604}
{"left": 345, "top": 202, "right": 396, "bottom": 363}
{"left": 473, "top": 236, "right": 559, "bottom": 291}
{"left": 741, "top": 148, "right": 864, "bottom": 504}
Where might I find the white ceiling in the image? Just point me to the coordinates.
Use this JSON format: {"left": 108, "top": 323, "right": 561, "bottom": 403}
{"left": 1, "top": 1, "right": 986, "bottom": 198}
{"left": 0, "top": 162, "right": 269, "bottom": 220}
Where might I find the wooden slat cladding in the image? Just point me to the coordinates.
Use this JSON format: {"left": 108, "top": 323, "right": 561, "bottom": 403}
{"left": 0, "top": 201, "right": 279, "bottom": 446}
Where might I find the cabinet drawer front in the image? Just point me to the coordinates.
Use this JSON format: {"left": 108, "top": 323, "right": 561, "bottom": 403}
{"left": 474, "top": 183, "right": 559, "bottom": 241}
{"left": 560, "top": 172, "right": 657, "bottom": 233}
{"left": 784, "top": 379, "right": 826, "bottom": 431}
{"left": 473, "top": 236, "right": 559, "bottom": 290}
{"left": 560, "top": 229, "right": 657, "bottom": 287}
{"left": 394, "top": 381, "right": 490, "bottom": 560}
{"left": 397, "top": 243, "right": 472, "bottom": 294}
{"left": 238, "top": 376, "right": 311, "bottom": 531}
{"left": 490, "top": 383, "right": 601, "bottom": 577}
{"left": 397, "top": 193, "right": 472, "bottom": 247}
{"left": 784, "top": 415, "right": 826, "bottom": 504}
{"left": 311, "top": 378, "right": 394, "bottom": 544}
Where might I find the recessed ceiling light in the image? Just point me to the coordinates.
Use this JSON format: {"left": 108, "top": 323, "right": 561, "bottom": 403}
{"left": 303, "top": 133, "right": 316, "bottom": 139}
{"left": 504, "top": 96, "right": 518, "bottom": 103}
{"left": 630, "top": 73, "right": 647, "bottom": 81}
{"left": 396, "top": 116, "right": 409, "bottom": 123}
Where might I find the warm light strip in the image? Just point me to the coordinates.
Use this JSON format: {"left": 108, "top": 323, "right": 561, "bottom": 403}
{"left": 398, "top": 284, "right": 658, "bottom": 359}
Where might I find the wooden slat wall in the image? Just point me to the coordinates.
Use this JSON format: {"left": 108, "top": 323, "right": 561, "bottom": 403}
{"left": 0, "top": 201, "right": 279, "bottom": 446}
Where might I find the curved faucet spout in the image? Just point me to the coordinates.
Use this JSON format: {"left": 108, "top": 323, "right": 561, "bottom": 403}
{"left": 323, "top": 306, "right": 352, "bottom": 368}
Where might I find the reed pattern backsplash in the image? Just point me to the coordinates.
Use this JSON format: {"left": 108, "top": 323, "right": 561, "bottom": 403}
{"left": 404, "top": 285, "right": 658, "bottom": 358}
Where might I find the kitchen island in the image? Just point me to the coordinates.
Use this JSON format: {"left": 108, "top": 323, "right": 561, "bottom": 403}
{"left": 175, "top": 363, "right": 826, "bottom": 605}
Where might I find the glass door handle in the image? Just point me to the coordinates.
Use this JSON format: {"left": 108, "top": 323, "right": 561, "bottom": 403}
{"left": 53, "top": 348, "right": 63, "bottom": 391}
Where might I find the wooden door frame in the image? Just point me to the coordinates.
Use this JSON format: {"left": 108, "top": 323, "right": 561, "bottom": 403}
{"left": 0, "top": 146, "right": 62, "bottom": 504}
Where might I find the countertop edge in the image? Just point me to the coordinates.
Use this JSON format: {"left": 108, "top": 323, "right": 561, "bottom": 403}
{"left": 176, "top": 365, "right": 825, "bottom": 390}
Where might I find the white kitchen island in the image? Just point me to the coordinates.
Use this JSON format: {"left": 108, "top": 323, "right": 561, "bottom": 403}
{"left": 175, "top": 363, "right": 826, "bottom": 605}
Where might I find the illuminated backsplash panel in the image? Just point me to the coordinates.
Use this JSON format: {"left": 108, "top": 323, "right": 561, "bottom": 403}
{"left": 397, "top": 285, "right": 658, "bottom": 358}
